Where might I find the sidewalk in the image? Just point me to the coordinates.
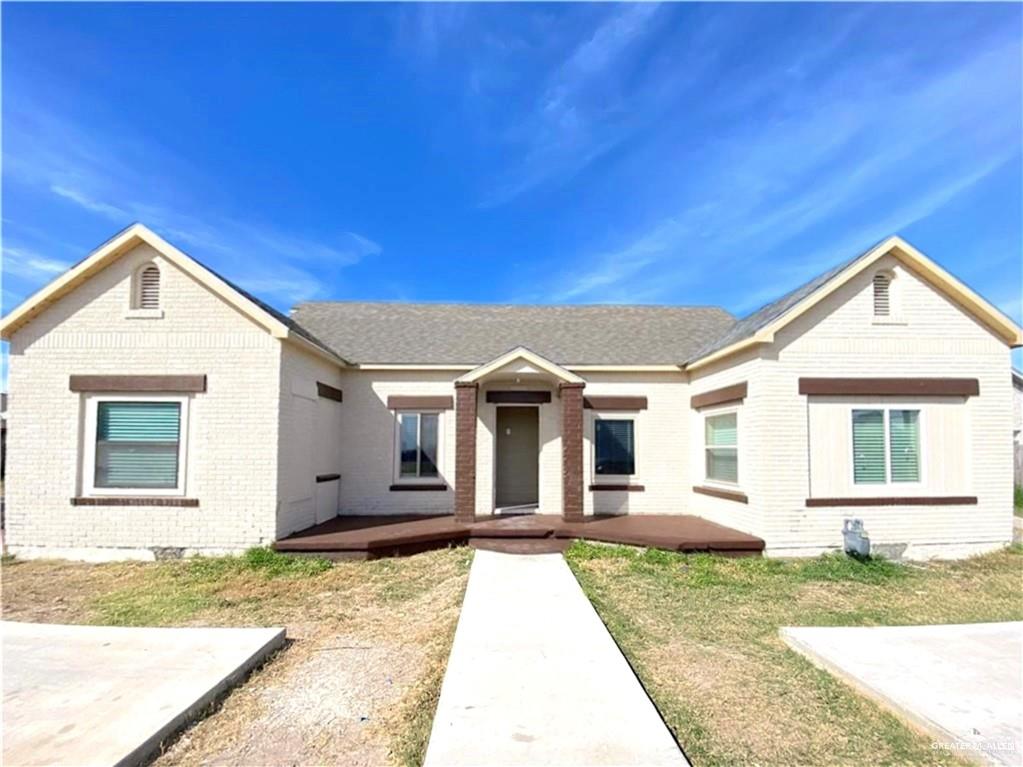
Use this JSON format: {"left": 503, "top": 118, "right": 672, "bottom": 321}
{"left": 425, "top": 551, "right": 688, "bottom": 767}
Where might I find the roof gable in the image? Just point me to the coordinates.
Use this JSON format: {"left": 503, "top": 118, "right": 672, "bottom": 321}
{"left": 0, "top": 223, "right": 347, "bottom": 365}
{"left": 457, "top": 347, "right": 585, "bottom": 384}
{"left": 686, "top": 236, "right": 1023, "bottom": 369}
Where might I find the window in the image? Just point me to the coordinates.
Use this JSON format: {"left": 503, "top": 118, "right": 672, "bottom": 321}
{"left": 83, "top": 396, "right": 188, "bottom": 495}
{"left": 133, "top": 264, "right": 161, "bottom": 310}
{"left": 705, "top": 412, "right": 738, "bottom": 483}
{"left": 873, "top": 271, "right": 892, "bottom": 317}
{"left": 852, "top": 408, "right": 920, "bottom": 484}
{"left": 594, "top": 419, "right": 635, "bottom": 475}
{"left": 397, "top": 412, "right": 439, "bottom": 479}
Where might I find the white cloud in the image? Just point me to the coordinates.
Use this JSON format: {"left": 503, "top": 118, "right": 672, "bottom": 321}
{"left": 2, "top": 245, "right": 71, "bottom": 281}
{"left": 481, "top": 5, "right": 665, "bottom": 206}
{"left": 537, "top": 28, "right": 1020, "bottom": 306}
{"left": 50, "top": 185, "right": 127, "bottom": 220}
{"left": 4, "top": 103, "right": 381, "bottom": 308}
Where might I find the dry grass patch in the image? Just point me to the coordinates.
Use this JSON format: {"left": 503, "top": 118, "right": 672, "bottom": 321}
{"left": 566, "top": 542, "right": 1023, "bottom": 767}
{"left": 1, "top": 546, "right": 473, "bottom": 766}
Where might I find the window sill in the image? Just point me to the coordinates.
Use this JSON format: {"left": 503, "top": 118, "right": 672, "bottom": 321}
{"left": 389, "top": 483, "right": 448, "bottom": 492}
{"left": 806, "top": 496, "right": 977, "bottom": 507}
{"left": 589, "top": 484, "right": 645, "bottom": 492}
{"left": 71, "top": 496, "right": 198, "bottom": 507}
{"left": 693, "top": 485, "right": 748, "bottom": 504}
{"left": 125, "top": 309, "right": 164, "bottom": 320}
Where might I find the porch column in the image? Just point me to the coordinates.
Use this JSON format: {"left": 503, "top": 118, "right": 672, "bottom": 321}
{"left": 559, "top": 382, "right": 585, "bottom": 522}
{"left": 454, "top": 382, "right": 478, "bottom": 523}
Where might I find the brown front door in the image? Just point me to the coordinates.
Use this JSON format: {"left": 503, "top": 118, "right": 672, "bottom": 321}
{"left": 495, "top": 406, "right": 539, "bottom": 510}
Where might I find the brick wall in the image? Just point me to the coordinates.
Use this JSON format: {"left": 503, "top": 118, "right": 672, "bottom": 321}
{"left": 454, "top": 383, "right": 478, "bottom": 521}
{"left": 5, "top": 243, "right": 281, "bottom": 558}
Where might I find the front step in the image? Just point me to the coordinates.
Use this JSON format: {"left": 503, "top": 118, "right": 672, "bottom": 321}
{"left": 470, "top": 538, "right": 571, "bottom": 555}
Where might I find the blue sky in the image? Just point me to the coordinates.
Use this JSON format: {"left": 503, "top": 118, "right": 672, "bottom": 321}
{"left": 2, "top": 3, "right": 1021, "bottom": 371}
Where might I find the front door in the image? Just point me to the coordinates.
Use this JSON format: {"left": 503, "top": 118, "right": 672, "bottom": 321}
{"left": 495, "top": 406, "right": 539, "bottom": 510}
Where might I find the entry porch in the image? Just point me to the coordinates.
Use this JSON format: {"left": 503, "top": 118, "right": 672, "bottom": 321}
{"left": 273, "top": 513, "right": 765, "bottom": 559}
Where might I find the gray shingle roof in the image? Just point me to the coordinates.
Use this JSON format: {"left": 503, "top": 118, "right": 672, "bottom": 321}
{"left": 290, "top": 302, "right": 736, "bottom": 365}
{"left": 684, "top": 241, "right": 884, "bottom": 363}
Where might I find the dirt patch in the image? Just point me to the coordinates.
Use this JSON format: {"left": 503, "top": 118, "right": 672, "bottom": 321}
{"left": 158, "top": 630, "right": 424, "bottom": 766}
{"left": 2, "top": 547, "right": 472, "bottom": 767}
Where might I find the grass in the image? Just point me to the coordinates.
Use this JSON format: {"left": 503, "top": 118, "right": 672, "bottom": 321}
{"left": 2, "top": 546, "right": 473, "bottom": 766}
{"left": 566, "top": 541, "right": 1023, "bottom": 767}
{"left": 1014, "top": 483, "right": 1022, "bottom": 516}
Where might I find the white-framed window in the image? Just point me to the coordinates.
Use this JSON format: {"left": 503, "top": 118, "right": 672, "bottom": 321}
{"left": 394, "top": 411, "right": 442, "bottom": 482}
{"left": 704, "top": 410, "right": 738, "bottom": 484}
{"left": 593, "top": 416, "right": 637, "bottom": 478}
{"left": 851, "top": 407, "right": 921, "bottom": 485}
{"left": 82, "top": 394, "right": 189, "bottom": 496}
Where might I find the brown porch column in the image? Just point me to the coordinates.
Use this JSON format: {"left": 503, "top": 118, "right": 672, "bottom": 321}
{"left": 559, "top": 382, "right": 585, "bottom": 522}
{"left": 454, "top": 382, "right": 478, "bottom": 523}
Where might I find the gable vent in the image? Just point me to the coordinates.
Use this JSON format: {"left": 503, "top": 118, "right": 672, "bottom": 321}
{"left": 138, "top": 265, "right": 160, "bottom": 309}
{"left": 872, "top": 272, "right": 891, "bottom": 317}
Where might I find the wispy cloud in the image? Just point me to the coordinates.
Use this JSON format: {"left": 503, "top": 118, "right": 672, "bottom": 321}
{"left": 532, "top": 21, "right": 1020, "bottom": 308}
{"left": 3, "top": 103, "right": 381, "bottom": 307}
{"left": 480, "top": 5, "right": 665, "bottom": 206}
{"left": 2, "top": 245, "right": 71, "bottom": 281}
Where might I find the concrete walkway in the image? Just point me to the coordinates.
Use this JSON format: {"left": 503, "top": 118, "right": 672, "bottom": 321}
{"left": 425, "top": 551, "right": 687, "bottom": 767}
{"left": 782, "top": 622, "right": 1022, "bottom": 766}
{"left": 3, "top": 621, "right": 285, "bottom": 767}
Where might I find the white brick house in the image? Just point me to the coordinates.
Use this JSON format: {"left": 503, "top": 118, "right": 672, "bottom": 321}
{"left": 1, "top": 224, "right": 1019, "bottom": 560}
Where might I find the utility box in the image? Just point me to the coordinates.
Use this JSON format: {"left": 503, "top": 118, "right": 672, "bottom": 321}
{"left": 842, "top": 518, "right": 871, "bottom": 558}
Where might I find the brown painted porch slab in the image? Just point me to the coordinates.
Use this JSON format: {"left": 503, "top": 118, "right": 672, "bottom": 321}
{"left": 274, "top": 513, "right": 765, "bottom": 558}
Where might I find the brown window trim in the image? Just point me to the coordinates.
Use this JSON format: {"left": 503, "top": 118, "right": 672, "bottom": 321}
{"left": 693, "top": 485, "right": 748, "bottom": 504}
{"left": 589, "top": 484, "right": 645, "bottom": 492}
{"left": 71, "top": 497, "right": 199, "bottom": 507}
{"left": 486, "top": 390, "right": 552, "bottom": 404}
{"left": 387, "top": 396, "right": 454, "bottom": 410}
{"left": 316, "top": 382, "right": 343, "bottom": 402}
{"left": 389, "top": 483, "right": 448, "bottom": 492}
{"left": 316, "top": 473, "right": 341, "bottom": 483}
{"left": 583, "top": 396, "right": 648, "bottom": 411}
{"left": 69, "top": 375, "right": 206, "bottom": 393}
{"left": 806, "top": 496, "right": 978, "bottom": 507}
{"left": 691, "top": 382, "right": 747, "bottom": 410}
{"left": 798, "top": 378, "right": 979, "bottom": 397}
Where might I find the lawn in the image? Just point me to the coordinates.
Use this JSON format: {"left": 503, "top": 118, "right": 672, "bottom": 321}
{"left": 1, "top": 547, "right": 473, "bottom": 767}
{"left": 565, "top": 542, "right": 1023, "bottom": 767}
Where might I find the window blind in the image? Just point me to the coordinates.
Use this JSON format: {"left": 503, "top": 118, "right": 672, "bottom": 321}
{"left": 889, "top": 410, "right": 920, "bottom": 482}
{"left": 95, "top": 401, "right": 180, "bottom": 489}
{"left": 852, "top": 409, "right": 886, "bottom": 484}
{"left": 595, "top": 419, "right": 635, "bottom": 475}
{"left": 705, "top": 413, "right": 738, "bottom": 483}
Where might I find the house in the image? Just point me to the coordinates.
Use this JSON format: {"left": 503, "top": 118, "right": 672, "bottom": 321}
{"left": 0, "top": 223, "right": 1019, "bottom": 561}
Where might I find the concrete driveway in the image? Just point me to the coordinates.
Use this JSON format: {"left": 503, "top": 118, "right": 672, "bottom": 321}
{"left": 782, "top": 622, "right": 1022, "bottom": 766}
{"left": 3, "top": 621, "right": 284, "bottom": 767}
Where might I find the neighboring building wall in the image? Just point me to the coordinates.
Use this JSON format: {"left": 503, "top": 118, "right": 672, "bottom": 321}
{"left": 336, "top": 370, "right": 458, "bottom": 515}
{"left": 757, "top": 253, "right": 1013, "bottom": 559}
{"left": 5, "top": 243, "right": 282, "bottom": 560}
{"left": 276, "top": 343, "right": 345, "bottom": 537}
